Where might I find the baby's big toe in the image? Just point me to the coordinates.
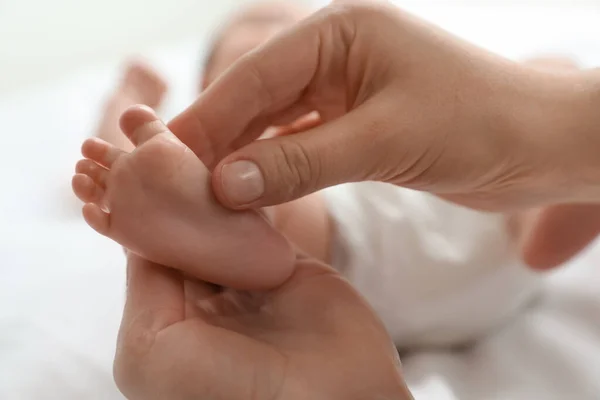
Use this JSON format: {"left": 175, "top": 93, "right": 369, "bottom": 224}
{"left": 76, "top": 159, "right": 108, "bottom": 187}
{"left": 72, "top": 159, "right": 109, "bottom": 205}
{"left": 119, "top": 105, "right": 176, "bottom": 147}
{"left": 118, "top": 105, "right": 202, "bottom": 181}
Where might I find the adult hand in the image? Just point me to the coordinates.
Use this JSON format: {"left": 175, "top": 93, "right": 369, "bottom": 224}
{"left": 114, "top": 252, "right": 412, "bottom": 400}
{"left": 508, "top": 59, "right": 600, "bottom": 270}
{"left": 169, "top": 0, "right": 600, "bottom": 211}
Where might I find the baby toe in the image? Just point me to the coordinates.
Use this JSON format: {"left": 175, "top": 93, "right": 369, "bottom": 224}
{"left": 119, "top": 105, "right": 175, "bottom": 146}
{"left": 76, "top": 159, "right": 109, "bottom": 188}
{"left": 72, "top": 173, "right": 105, "bottom": 205}
{"left": 82, "top": 203, "right": 111, "bottom": 236}
{"left": 82, "top": 138, "right": 126, "bottom": 168}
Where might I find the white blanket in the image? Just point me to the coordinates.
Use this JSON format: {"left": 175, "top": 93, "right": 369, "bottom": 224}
{"left": 2, "top": 4, "right": 600, "bottom": 399}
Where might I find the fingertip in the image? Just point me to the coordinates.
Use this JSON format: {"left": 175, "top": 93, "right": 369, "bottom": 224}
{"left": 82, "top": 203, "right": 111, "bottom": 236}
{"left": 213, "top": 158, "right": 266, "bottom": 210}
{"left": 212, "top": 135, "right": 320, "bottom": 210}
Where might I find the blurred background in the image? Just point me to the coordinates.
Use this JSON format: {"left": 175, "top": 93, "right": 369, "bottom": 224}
{"left": 0, "top": 0, "right": 242, "bottom": 94}
{"left": 1, "top": 0, "right": 599, "bottom": 96}
{"left": 1, "top": 0, "right": 600, "bottom": 399}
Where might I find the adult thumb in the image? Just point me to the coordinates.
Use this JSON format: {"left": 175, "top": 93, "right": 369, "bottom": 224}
{"left": 212, "top": 104, "right": 386, "bottom": 209}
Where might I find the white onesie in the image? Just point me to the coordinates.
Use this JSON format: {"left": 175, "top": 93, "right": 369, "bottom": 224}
{"left": 322, "top": 182, "right": 541, "bottom": 348}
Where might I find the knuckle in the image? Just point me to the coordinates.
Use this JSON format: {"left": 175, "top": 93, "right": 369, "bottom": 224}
{"left": 274, "top": 140, "right": 321, "bottom": 199}
{"left": 244, "top": 60, "right": 274, "bottom": 113}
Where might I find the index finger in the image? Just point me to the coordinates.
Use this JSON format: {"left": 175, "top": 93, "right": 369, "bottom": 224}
{"left": 167, "top": 11, "right": 324, "bottom": 168}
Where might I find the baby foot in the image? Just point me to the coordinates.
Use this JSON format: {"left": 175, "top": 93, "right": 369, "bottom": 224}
{"left": 73, "top": 106, "right": 294, "bottom": 290}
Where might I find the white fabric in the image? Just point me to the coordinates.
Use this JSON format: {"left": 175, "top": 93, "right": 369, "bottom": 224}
{"left": 2, "top": 4, "right": 600, "bottom": 400}
{"left": 406, "top": 248, "right": 600, "bottom": 400}
{"left": 0, "top": 40, "right": 203, "bottom": 400}
{"left": 323, "top": 182, "right": 540, "bottom": 348}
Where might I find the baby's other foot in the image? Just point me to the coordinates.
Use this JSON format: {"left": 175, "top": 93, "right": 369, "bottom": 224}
{"left": 95, "top": 61, "right": 168, "bottom": 150}
{"left": 73, "top": 106, "right": 294, "bottom": 289}
{"left": 119, "top": 61, "right": 168, "bottom": 108}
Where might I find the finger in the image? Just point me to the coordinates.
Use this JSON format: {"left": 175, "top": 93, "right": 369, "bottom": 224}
{"left": 167, "top": 13, "right": 324, "bottom": 167}
{"left": 274, "top": 111, "right": 322, "bottom": 137}
{"left": 75, "top": 159, "right": 109, "bottom": 188}
{"left": 257, "top": 112, "right": 322, "bottom": 139}
{"left": 120, "top": 105, "right": 174, "bottom": 146}
{"left": 82, "top": 137, "right": 126, "bottom": 169}
{"left": 212, "top": 100, "right": 389, "bottom": 209}
{"left": 232, "top": 102, "right": 315, "bottom": 149}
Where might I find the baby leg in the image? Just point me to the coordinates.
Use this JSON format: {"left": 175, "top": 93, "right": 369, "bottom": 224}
{"left": 95, "top": 61, "right": 168, "bottom": 151}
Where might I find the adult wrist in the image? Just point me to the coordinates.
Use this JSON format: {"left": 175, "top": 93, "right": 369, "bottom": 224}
{"left": 572, "top": 68, "right": 600, "bottom": 200}
{"left": 545, "top": 68, "right": 600, "bottom": 203}
{"left": 511, "top": 66, "right": 600, "bottom": 204}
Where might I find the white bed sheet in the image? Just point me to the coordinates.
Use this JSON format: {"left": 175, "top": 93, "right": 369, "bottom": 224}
{"left": 1, "top": 4, "right": 600, "bottom": 399}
